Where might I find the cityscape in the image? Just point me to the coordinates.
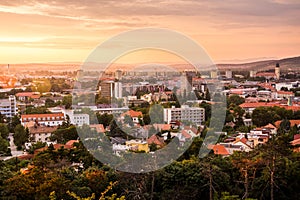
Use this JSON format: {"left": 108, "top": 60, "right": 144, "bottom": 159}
{"left": 0, "top": 0, "right": 300, "bottom": 200}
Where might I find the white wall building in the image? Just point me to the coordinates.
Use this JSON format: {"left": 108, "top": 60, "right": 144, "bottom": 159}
{"left": 0, "top": 95, "right": 17, "bottom": 118}
{"left": 63, "top": 110, "right": 90, "bottom": 126}
{"left": 164, "top": 105, "right": 205, "bottom": 126}
{"left": 114, "top": 82, "right": 123, "bottom": 99}
{"left": 21, "top": 113, "right": 65, "bottom": 127}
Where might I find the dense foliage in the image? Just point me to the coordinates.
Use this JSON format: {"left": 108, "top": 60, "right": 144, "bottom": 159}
{"left": 0, "top": 133, "right": 299, "bottom": 200}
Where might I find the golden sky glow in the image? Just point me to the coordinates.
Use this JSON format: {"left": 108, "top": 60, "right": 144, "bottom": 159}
{"left": 0, "top": 0, "right": 300, "bottom": 64}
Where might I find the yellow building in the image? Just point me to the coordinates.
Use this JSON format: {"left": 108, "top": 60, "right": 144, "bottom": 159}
{"left": 126, "top": 139, "right": 149, "bottom": 153}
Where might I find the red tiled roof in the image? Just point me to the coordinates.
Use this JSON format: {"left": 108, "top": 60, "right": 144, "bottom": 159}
{"left": 151, "top": 123, "right": 171, "bottom": 131}
{"left": 28, "top": 126, "right": 58, "bottom": 134}
{"left": 16, "top": 92, "right": 37, "bottom": 97}
{"left": 277, "top": 91, "right": 294, "bottom": 95}
{"left": 21, "top": 113, "right": 65, "bottom": 122}
{"left": 90, "top": 124, "right": 105, "bottom": 133}
{"left": 294, "top": 134, "right": 300, "bottom": 140}
{"left": 291, "top": 138, "right": 300, "bottom": 146}
{"left": 65, "top": 140, "right": 79, "bottom": 146}
{"left": 147, "top": 135, "right": 165, "bottom": 147}
{"left": 234, "top": 137, "right": 252, "bottom": 148}
{"left": 258, "top": 83, "right": 276, "bottom": 91}
{"left": 240, "top": 137, "right": 248, "bottom": 144}
{"left": 279, "top": 105, "right": 300, "bottom": 111}
{"left": 263, "top": 123, "right": 277, "bottom": 129}
{"left": 209, "top": 144, "right": 230, "bottom": 155}
{"left": 230, "top": 89, "right": 244, "bottom": 95}
{"left": 181, "top": 130, "right": 192, "bottom": 139}
{"left": 123, "top": 110, "right": 143, "bottom": 118}
{"left": 240, "top": 102, "right": 273, "bottom": 108}
{"left": 240, "top": 102, "right": 300, "bottom": 111}
{"left": 165, "top": 91, "right": 173, "bottom": 95}
{"left": 183, "top": 126, "right": 198, "bottom": 135}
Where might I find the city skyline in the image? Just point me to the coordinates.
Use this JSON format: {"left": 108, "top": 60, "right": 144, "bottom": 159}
{"left": 0, "top": 0, "right": 300, "bottom": 64}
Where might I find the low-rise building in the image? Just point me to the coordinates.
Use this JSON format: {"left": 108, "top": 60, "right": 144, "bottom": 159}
{"left": 16, "top": 92, "right": 40, "bottom": 102}
{"left": 121, "top": 110, "right": 143, "bottom": 124}
{"left": 276, "top": 91, "right": 294, "bottom": 99}
{"left": 126, "top": 139, "right": 149, "bottom": 153}
{"left": 28, "top": 125, "right": 58, "bottom": 143}
{"left": 21, "top": 113, "right": 65, "bottom": 127}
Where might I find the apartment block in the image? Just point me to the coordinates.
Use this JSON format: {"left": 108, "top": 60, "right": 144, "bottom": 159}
{"left": 164, "top": 105, "right": 205, "bottom": 126}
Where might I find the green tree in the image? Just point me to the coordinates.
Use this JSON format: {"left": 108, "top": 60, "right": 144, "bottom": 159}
{"left": 63, "top": 95, "right": 72, "bottom": 109}
{"left": 0, "top": 123, "right": 9, "bottom": 139}
{"left": 9, "top": 115, "right": 21, "bottom": 132}
{"left": 278, "top": 118, "right": 291, "bottom": 134}
{"left": 25, "top": 106, "right": 50, "bottom": 114}
{"left": 50, "top": 125, "right": 78, "bottom": 144}
{"left": 199, "top": 102, "right": 211, "bottom": 121}
{"left": 227, "top": 95, "right": 245, "bottom": 106}
{"left": 97, "top": 113, "right": 114, "bottom": 128}
{"left": 252, "top": 107, "right": 279, "bottom": 127}
{"left": 13, "top": 125, "right": 29, "bottom": 148}
{"left": 45, "top": 98, "right": 56, "bottom": 107}
{"left": 0, "top": 113, "right": 6, "bottom": 123}
{"left": 143, "top": 114, "right": 151, "bottom": 125}
{"left": 149, "top": 104, "right": 164, "bottom": 124}
{"left": 0, "top": 135, "right": 9, "bottom": 154}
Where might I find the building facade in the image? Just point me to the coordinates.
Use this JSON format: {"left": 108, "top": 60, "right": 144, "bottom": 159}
{"left": 164, "top": 105, "right": 205, "bottom": 126}
{"left": 0, "top": 95, "right": 17, "bottom": 118}
{"left": 21, "top": 113, "right": 65, "bottom": 127}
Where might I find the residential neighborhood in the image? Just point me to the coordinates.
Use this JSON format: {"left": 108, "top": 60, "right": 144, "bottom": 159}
{"left": 1, "top": 0, "right": 300, "bottom": 198}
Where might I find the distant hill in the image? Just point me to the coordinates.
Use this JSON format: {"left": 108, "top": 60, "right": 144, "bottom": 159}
{"left": 1, "top": 56, "right": 299, "bottom": 73}
{"left": 216, "top": 56, "right": 300, "bottom": 72}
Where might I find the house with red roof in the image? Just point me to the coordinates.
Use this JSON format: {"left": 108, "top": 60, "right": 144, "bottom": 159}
{"left": 276, "top": 90, "right": 294, "bottom": 99}
{"left": 90, "top": 124, "right": 106, "bottom": 133}
{"left": 208, "top": 144, "right": 230, "bottom": 156}
{"left": 121, "top": 110, "right": 143, "bottom": 124}
{"left": 16, "top": 92, "right": 41, "bottom": 102}
{"left": 257, "top": 123, "right": 278, "bottom": 135}
{"left": 233, "top": 138, "right": 253, "bottom": 152}
{"left": 147, "top": 134, "right": 165, "bottom": 149}
{"left": 291, "top": 135, "right": 300, "bottom": 152}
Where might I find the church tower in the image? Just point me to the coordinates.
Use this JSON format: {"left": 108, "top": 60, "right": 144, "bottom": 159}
{"left": 275, "top": 63, "right": 280, "bottom": 80}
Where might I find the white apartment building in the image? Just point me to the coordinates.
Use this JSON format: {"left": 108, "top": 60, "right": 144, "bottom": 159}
{"left": 0, "top": 95, "right": 17, "bottom": 118}
{"left": 164, "top": 105, "right": 205, "bottom": 126}
{"left": 63, "top": 109, "right": 90, "bottom": 126}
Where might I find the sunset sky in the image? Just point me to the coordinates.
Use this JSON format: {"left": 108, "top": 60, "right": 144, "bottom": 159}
{"left": 0, "top": 0, "right": 300, "bottom": 64}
